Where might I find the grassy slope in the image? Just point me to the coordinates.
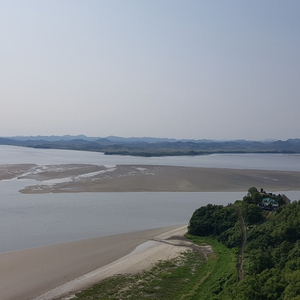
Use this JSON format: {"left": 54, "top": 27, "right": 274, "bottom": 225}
{"left": 184, "top": 235, "right": 237, "bottom": 300}
{"left": 71, "top": 236, "right": 237, "bottom": 300}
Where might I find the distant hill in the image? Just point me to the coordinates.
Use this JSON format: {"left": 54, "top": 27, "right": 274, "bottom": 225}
{"left": 1, "top": 136, "right": 300, "bottom": 157}
{"left": 10, "top": 135, "right": 99, "bottom": 142}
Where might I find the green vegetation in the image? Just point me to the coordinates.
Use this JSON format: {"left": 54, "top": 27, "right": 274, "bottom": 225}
{"left": 70, "top": 238, "right": 236, "bottom": 300}
{"left": 69, "top": 187, "right": 300, "bottom": 299}
{"left": 188, "top": 187, "right": 300, "bottom": 299}
{"left": 104, "top": 149, "right": 210, "bottom": 157}
{"left": 71, "top": 250, "right": 206, "bottom": 300}
{"left": 183, "top": 235, "right": 237, "bottom": 300}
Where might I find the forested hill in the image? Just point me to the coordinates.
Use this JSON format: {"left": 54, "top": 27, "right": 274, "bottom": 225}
{"left": 1, "top": 136, "right": 300, "bottom": 157}
{"left": 188, "top": 187, "right": 300, "bottom": 299}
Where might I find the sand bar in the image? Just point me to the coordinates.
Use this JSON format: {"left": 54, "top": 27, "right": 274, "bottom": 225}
{"left": 0, "top": 225, "right": 185, "bottom": 300}
{"left": 1, "top": 163, "right": 300, "bottom": 193}
{"left": 10, "top": 164, "right": 300, "bottom": 193}
{"left": 0, "top": 164, "right": 36, "bottom": 181}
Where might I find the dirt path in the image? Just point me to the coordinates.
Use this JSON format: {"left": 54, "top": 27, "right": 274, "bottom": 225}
{"left": 235, "top": 206, "right": 247, "bottom": 280}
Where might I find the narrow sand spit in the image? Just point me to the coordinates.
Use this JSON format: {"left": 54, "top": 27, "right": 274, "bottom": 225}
{"left": 0, "top": 164, "right": 298, "bottom": 193}
{"left": 0, "top": 225, "right": 191, "bottom": 300}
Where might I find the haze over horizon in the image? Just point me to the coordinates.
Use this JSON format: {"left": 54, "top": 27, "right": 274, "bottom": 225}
{"left": 1, "top": 134, "right": 296, "bottom": 143}
{"left": 1, "top": 1, "right": 299, "bottom": 141}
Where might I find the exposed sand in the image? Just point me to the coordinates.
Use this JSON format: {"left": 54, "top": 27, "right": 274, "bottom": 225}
{"left": 19, "top": 164, "right": 107, "bottom": 181}
{"left": 10, "top": 164, "right": 300, "bottom": 193}
{"left": 0, "top": 225, "right": 188, "bottom": 300}
{"left": 34, "top": 226, "right": 205, "bottom": 300}
{"left": 0, "top": 164, "right": 36, "bottom": 181}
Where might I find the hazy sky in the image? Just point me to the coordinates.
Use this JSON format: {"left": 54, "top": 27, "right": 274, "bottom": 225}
{"left": 1, "top": 1, "right": 299, "bottom": 140}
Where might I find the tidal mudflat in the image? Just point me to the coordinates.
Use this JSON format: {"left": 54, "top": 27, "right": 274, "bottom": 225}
{"left": 1, "top": 163, "right": 300, "bottom": 193}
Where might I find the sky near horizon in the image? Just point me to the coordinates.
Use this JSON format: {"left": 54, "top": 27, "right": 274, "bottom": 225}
{"left": 1, "top": 1, "right": 299, "bottom": 140}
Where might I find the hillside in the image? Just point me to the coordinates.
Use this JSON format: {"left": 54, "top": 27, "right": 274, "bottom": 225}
{"left": 1, "top": 136, "right": 300, "bottom": 157}
{"left": 188, "top": 187, "right": 300, "bottom": 299}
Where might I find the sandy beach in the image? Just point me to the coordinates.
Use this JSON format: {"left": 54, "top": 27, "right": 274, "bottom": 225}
{"left": 0, "top": 225, "right": 191, "bottom": 300}
{"left": 0, "top": 163, "right": 297, "bottom": 193}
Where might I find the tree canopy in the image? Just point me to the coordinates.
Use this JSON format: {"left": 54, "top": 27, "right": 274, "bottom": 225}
{"left": 188, "top": 188, "right": 300, "bottom": 299}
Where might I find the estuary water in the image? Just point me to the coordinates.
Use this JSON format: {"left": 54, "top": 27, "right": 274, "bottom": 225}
{"left": 1, "top": 145, "right": 300, "bottom": 170}
{"left": 1, "top": 146, "right": 300, "bottom": 253}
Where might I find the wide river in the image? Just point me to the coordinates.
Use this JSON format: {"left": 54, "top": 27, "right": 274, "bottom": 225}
{"left": 1, "top": 145, "right": 300, "bottom": 253}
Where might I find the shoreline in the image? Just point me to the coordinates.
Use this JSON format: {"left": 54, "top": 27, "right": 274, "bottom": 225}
{"left": 34, "top": 226, "right": 193, "bottom": 300}
{"left": 0, "top": 225, "right": 186, "bottom": 300}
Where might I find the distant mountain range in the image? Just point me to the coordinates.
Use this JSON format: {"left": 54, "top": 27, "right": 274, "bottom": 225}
{"left": 1, "top": 135, "right": 300, "bottom": 157}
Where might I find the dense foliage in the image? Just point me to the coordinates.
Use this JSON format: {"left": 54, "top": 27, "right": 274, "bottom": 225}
{"left": 188, "top": 187, "right": 300, "bottom": 299}
{"left": 188, "top": 187, "right": 266, "bottom": 249}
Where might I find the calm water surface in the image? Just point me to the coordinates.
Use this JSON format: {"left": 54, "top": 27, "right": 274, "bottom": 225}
{"left": 0, "top": 190, "right": 246, "bottom": 253}
{"left": 1, "top": 146, "right": 300, "bottom": 253}
{"left": 1, "top": 145, "right": 300, "bottom": 170}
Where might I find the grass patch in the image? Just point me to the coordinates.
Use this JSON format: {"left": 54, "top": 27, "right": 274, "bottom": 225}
{"left": 184, "top": 234, "right": 238, "bottom": 300}
{"left": 70, "top": 236, "right": 237, "bottom": 300}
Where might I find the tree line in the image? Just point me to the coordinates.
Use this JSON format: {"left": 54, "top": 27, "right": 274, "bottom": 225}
{"left": 188, "top": 187, "right": 300, "bottom": 299}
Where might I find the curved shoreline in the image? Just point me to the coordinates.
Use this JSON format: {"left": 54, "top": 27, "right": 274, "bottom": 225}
{"left": 34, "top": 226, "right": 190, "bottom": 300}
{"left": 0, "top": 225, "right": 185, "bottom": 300}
